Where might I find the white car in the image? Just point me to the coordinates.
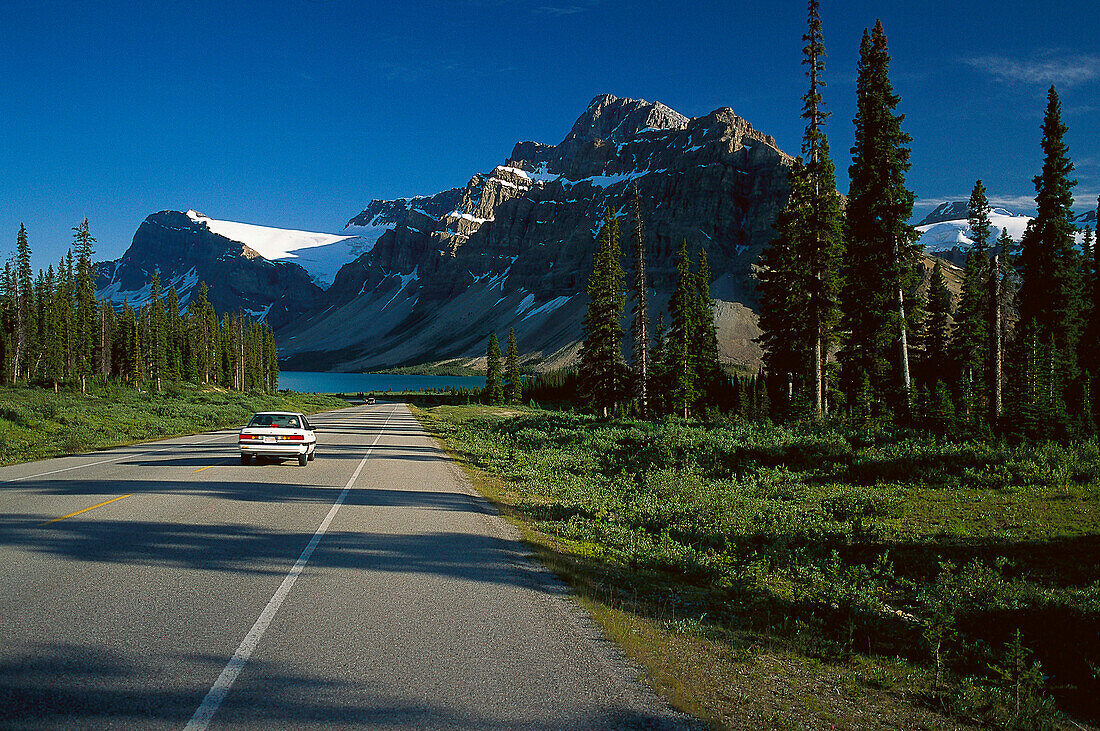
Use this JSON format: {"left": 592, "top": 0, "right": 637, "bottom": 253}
{"left": 238, "top": 411, "right": 317, "bottom": 466}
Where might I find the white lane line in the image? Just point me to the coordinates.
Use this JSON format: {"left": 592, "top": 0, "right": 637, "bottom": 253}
{"left": 0, "top": 434, "right": 229, "bottom": 485}
{"left": 184, "top": 405, "right": 398, "bottom": 731}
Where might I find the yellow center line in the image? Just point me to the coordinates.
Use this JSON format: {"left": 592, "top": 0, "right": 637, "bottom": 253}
{"left": 194, "top": 459, "right": 229, "bottom": 473}
{"left": 43, "top": 494, "right": 133, "bottom": 525}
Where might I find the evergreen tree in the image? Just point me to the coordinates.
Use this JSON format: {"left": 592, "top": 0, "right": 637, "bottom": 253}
{"left": 839, "top": 21, "right": 920, "bottom": 418}
{"left": 578, "top": 209, "right": 627, "bottom": 416}
{"left": 989, "top": 227, "right": 1016, "bottom": 425}
{"left": 1014, "top": 86, "right": 1084, "bottom": 436}
{"left": 667, "top": 240, "right": 698, "bottom": 417}
{"left": 146, "top": 272, "right": 167, "bottom": 391}
{"left": 648, "top": 313, "right": 669, "bottom": 415}
{"left": 120, "top": 301, "right": 139, "bottom": 384}
{"left": 1089, "top": 197, "right": 1100, "bottom": 423}
{"left": 264, "top": 326, "right": 279, "bottom": 393}
{"left": 0, "top": 262, "right": 11, "bottom": 384}
{"left": 758, "top": 0, "right": 844, "bottom": 419}
{"left": 950, "top": 180, "right": 993, "bottom": 421}
{"left": 484, "top": 332, "right": 503, "bottom": 405}
{"left": 164, "top": 286, "right": 182, "bottom": 382}
{"left": 629, "top": 184, "right": 650, "bottom": 416}
{"left": 924, "top": 260, "right": 953, "bottom": 383}
{"left": 692, "top": 246, "right": 722, "bottom": 410}
{"left": 41, "top": 265, "right": 64, "bottom": 390}
{"left": 757, "top": 174, "right": 810, "bottom": 411}
{"left": 14, "top": 224, "right": 34, "bottom": 382}
{"left": 799, "top": 0, "right": 845, "bottom": 416}
{"left": 60, "top": 252, "right": 75, "bottom": 379}
{"left": 72, "top": 219, "right": 96, "bottom": 391}
{"left": 504, "top": 328, "right": 522, "bottom": 405}
{"left": 1079, "top": 196, "right": 1100, "bottom": 426}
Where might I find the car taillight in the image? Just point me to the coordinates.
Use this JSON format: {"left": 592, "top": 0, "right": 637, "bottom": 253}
{"left": 280, "top": 435, "right": 305, "bottom": 441}
{"left": 239, "top": 434, "right": 257, "bottom": 440}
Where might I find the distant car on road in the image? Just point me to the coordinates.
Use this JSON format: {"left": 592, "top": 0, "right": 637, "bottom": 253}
{"left": 239, "top": 411, "right": 316, "bottom": 466}
{"left": 366, "top": 396, "right": 376, "bottom": 405}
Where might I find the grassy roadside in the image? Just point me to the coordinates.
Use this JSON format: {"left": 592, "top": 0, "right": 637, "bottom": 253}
{"left": 0, "top": 383, "right": 348, "bottom": 466}
{"left": 412, "top": 404, "right": 1100, "bottom": 730}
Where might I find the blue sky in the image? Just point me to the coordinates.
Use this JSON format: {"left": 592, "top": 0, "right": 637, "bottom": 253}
{"left": 2, "top": 0, "right": 1098, "bottom": 269}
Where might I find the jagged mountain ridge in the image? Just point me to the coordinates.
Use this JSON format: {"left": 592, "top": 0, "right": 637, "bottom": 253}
{"left": 279, "top": 94, "right": 794, "bottom": 372}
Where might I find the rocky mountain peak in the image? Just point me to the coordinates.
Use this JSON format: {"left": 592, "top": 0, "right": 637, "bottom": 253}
{"left": 918, "top": 202, "right": 970, "bottom": 226}
{"left": 565, "top": 94, "right": 689, "bottom": 145}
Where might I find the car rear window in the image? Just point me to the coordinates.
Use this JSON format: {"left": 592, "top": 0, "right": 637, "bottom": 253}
{"left": 248, "top": 414, "right": 301, "bottom": 429}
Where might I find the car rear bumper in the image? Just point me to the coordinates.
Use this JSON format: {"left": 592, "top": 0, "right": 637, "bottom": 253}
{"left": 240, "top": 442, "right": 314, "bottom": 456}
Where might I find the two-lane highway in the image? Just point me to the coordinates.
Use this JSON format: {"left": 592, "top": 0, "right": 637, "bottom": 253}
{"left": 0, "top": 402, "right": 692, "bottom": 729}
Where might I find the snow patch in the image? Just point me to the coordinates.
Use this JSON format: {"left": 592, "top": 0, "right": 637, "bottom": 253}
{"left": 185, "top": 210, "right": 369, "bottom": 289}
{"left": 515, "top": 293, "right": 536, "bottom": 315}
{"left": 379, "top": 267, "right": 419, "bottom": 311}
{"left": 98, "top": 267, "right": 200, "bottom": 309}
{"left": 522, "top": 295, "right": 574, "bottom": 321}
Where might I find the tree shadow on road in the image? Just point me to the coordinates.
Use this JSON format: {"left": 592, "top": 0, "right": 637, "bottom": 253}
{"left": 0, "top": 642, "right": 693, "bottom": 729}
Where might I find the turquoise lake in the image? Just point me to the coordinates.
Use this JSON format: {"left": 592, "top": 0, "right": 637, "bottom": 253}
{"left": 278, "top": 371, "right": 484, "bottom": 394}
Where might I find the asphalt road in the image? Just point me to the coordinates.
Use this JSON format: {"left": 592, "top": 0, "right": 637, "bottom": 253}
{"left": 0, "top": 402, "right": 693, "bottom": 729}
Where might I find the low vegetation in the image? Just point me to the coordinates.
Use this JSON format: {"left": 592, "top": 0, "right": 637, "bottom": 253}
{"left": 417, "top": 404, "right": 1100, "bottom": 730}
{"left": 0, "top": 382, "right": 346, "bottom": 466}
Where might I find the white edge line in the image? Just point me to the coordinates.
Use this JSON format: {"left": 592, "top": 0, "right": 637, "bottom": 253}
{"left": 184, "top": 405, "right": 398, "bottom": 731}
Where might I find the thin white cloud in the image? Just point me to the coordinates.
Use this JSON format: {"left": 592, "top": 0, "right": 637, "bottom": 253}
{"left": 914, "top": 193, "right": 1037, "bottom": 211}
{"left": 916, "top": 192, "right": 1100, "bottom": 217}
{"left": 964, "top": 53, "right": 1100, "bottom": 87}
{"left": 534, "top": 5, "right": 586, "bottom": 14}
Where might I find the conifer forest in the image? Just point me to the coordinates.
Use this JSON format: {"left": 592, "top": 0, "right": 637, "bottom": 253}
{"left": 0, "top": 220, "right": 278, "bottom": 394}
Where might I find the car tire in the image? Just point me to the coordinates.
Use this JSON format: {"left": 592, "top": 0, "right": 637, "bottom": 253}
{"left": 308, "top": 449, "right": 315, "bottom": 461}
{"left": 298, "top": 454, "right": 308, "bottom": 466}
{"left": 240, "top": 454, "right": 251, "bottom": 465}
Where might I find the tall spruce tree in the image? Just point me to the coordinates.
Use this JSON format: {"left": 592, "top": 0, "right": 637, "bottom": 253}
{"left": 504, "top": 328, "right": 522, "bottom": 405}
{"left": 72, "top": 219, "right": 96, "bottom": 392}
{"left": 1014, "top": 86, "right": 1084, "bottom": 435}
{"left": 1082, "top": 197, "right": 1100, "bottom": 425}
{"left": 484, "top": 333, "right": 503, "bottom": 405}
{"left": 800, "top": 0, "right": 845, "bottom": 416}
{"left": 757, "top": 175, "right": 810, "bottom": 411}
{"left": 989, "top": 227, "right": 1016, "bottom": 425}
{"left": 42, "top": 265, "right": 64, "bottom": 390}
{"left": 0, "top": 262, "right": 10, "bottom": 383}
{"left": 14, "top": 224, "right": 34, "bottom": 383}
{"left": 629, "top": 184, "right": 650, "bottom": 416}
{"left": 165, "top": 286, "right": 182, "bottom": 382}
{"left": 924, "top": 260, "right": 953, "bottom": 384}
{"left": 578, "top": 209, "right": 627, "bottom": 416}
{"left": 692, "top": 246, "right": 722, "bottom": 410}
{"left": 146, "top": 272, "right": 167, "bottom": 391}
{"left": 649, "top": 313, "right": 669, "bottom": 415}
{"left": 839, "top": 21, "right": 920, "bottom": 418}
{"left": 950, "top": 180, "right": 993, "bottom": 421}
{"left": 757, "top": 0, "right": 843, "bottom": 419}
{"left": 1093, "top": 197, "right": 1100, "bottom": 422}
{"left": 668, "top": 240, "right": 698, "bottom": 418}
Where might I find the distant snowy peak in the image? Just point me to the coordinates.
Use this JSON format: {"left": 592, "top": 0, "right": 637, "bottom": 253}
{"left": 917, "top": 201, "right": 1094, "bottom": 255}
{"left": 916, "top": 203, "right": 1031, "bottom": 253}
{"left": 184, "top": 210, "right": 370, "bottom": 289}
{"left": 917, "top": 201, "right": 1028, "bottom": 228}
